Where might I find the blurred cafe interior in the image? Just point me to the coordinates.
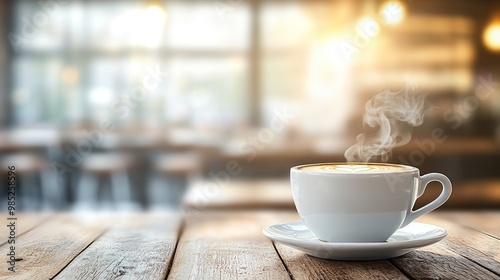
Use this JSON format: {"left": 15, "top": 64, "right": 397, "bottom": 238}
{"left": 0, "top": 0, "right": 499, "bottom": 212}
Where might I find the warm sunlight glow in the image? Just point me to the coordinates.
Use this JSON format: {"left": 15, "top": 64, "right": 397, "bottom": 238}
{"left": 308, "top": 38, "right": 352, "bottom": 96}
{"left": 483, "top": 22, "right": 500, "bottom": 51}
{"left": 134, "top": 5, "right": 167, "bottom": 48}
{"left": 357, "top": 17, "right": 380, "bottom": 38}
{"left": 143, "top": 5, "right": 166, "bottom": 25}
{"left": 324, "top": 38, "right": 353, "bottom": 70}
{"left": 305, "top": 37, "right": 355, "bottom": 136}
{"left": 380, "top": 1, "right": 406, "bottom": 25}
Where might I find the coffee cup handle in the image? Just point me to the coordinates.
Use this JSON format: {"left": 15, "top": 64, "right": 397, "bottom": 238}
{"left": 400, "top": 173, "right": 452, "bottom": 228}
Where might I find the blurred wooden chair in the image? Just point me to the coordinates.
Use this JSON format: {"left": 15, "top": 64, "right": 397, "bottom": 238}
{"left": 0, "top": 153, "right": 63, "bottom": 211}
{"left": 73, "top": 153, "right": 140, "bottom": 211}
{"left": 148, "top": 153, "right": 203, "bottom": 210}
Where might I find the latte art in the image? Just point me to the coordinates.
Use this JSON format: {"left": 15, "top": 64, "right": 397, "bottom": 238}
{"left": 298, "top": 163, "right": 412, "bottom": 173}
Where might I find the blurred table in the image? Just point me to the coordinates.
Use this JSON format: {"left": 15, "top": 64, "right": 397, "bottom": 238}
{"left": 0, "top": 128, "right": 62, "bottom": 152}
{"left": 183, "top": 179, "right": 294, "bottom": 210}
{"left": 1, "top": 211, "right": 498, "bottom": 279}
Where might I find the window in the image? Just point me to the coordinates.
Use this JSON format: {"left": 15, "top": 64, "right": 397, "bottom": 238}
{"left": 10, "top": 0, "right": 475, "bottom": 134}
{"left": 10, "top": 0, "right": 250, "bottom": 128}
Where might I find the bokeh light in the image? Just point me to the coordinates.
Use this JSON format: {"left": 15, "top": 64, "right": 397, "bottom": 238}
{"left": 380, "top": 1, "right": 406, "bottom": 25}
{"left": 483, "top": 21, "right": 500, "bottom": 51}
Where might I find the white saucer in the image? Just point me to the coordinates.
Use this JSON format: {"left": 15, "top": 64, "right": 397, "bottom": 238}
{"left": 263, "top": 221, "right": 447, "bottom": 261}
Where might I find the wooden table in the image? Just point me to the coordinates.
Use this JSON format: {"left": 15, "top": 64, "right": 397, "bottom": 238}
{"left": 0, "top": 211, "right": 499, "bottom": 279}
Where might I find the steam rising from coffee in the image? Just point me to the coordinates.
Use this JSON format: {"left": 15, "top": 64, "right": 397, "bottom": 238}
{"left": 345, "top": 84, "right": 428, "bottom": 162}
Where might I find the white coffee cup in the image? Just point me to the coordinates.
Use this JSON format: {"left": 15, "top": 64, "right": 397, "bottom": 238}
{"left": 291, "top": 162, "right": 452, "bottom": 242}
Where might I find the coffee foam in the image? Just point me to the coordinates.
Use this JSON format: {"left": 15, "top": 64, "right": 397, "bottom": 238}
{"left": 298, "top": 163, "right": 412, "bottom": 173}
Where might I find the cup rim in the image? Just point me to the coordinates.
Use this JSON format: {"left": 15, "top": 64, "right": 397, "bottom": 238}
{"left": 291, "top": 162, "right": 419, "bottom": 175}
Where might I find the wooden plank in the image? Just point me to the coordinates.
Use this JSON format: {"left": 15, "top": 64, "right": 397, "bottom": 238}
{"left": 439, "top": 211, "right": 500, "bottom": 238}
{"left": 54, "top": 213, "right": 182, "bottom": 280}
{"left": 389, "top": 245, "right": 499, "bottom": 280}
{"left": 389, "top": 213, "right": 500, "bottom": 279}
{"left": 167, "top": 211, "right": 292, "bottom": 280}
{"left": 419, "top": 214, "right": 500, "bottom": 275}
{"left": 274, "top": 244, "right": 409, "bottom": 280}
{"left": 0, "top": 213, "right": 51, "bottom": 246}
{"left": 0, "top": 214, "right": 108, "bottom": 280}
